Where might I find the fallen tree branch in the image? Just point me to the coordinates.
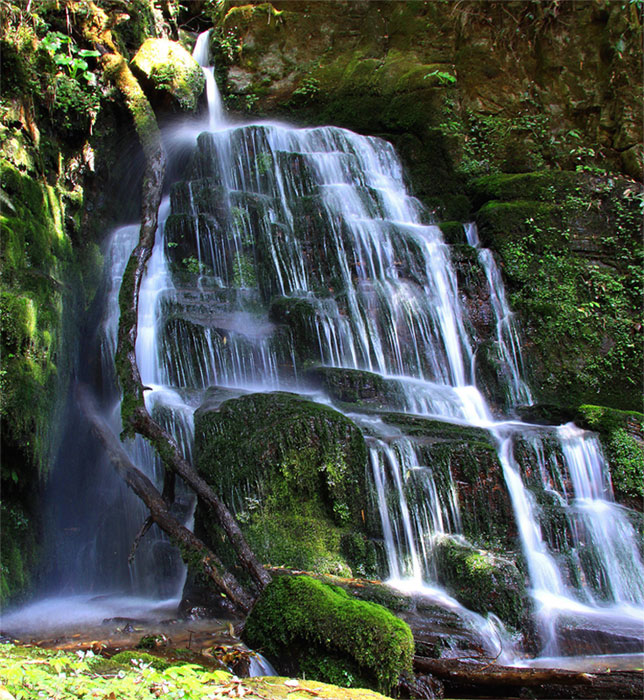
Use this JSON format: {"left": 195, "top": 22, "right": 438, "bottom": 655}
{"left": 76, "top": 1, "right": 270, "bottom": 593}
{"left": 78, "top": 385, "right": 252, "bottom": 613}
{"left": 413, "top": 656, "right": 644, "bottom": 699}
{"left": 128, "top": 516, "right": 153, "bottom": 565}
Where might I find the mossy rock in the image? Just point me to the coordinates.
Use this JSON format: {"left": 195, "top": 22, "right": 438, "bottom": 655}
{"left": 194, "top": 392, "right": 380, "bottom": 578}
{"left": 131, "top": 39, "right": 205, "bottom": 111}
{"left": 476, "top": 200, "right": 562, "bottom": 250}
{"left": 242, "top": 574, "right": 413, "bottom": 693}
{"left": 433, "top": 536, "right": 528, "bottom": 629}
{"left": 0, "top": 160, "right": 83, "bottom": 604}
{"left": 269, "top": 296, "right": 318, "bottom": 358}
{"left": 380, "top": 413, "right": 494, "bottom": 447}
{"left": 303, "top": 367, "right": 404, "bottom": 408}
{"left": 438, "top": 221, "right": 467, "bottom": 245}
{"left": 471, "top": 171, "right": 581, "bottom": 207}
{"left": 110, "top": 651, "right": 173, "bottom": 671}
{"left": 473, "top": 172, "right": 643, "bottom": 411}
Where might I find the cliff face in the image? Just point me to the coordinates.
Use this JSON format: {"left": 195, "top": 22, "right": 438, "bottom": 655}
{"left": 211, "top": 0, "right": 643, "bottom": 410}
{"left": 0, "top": 0, "right": 641, "bottom": 605}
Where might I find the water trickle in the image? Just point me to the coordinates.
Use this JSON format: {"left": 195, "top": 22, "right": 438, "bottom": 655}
{"left": 192, "top": 30, "right": 225, "bottom": 129}
{"left": 465, "top": 223, "right": 532, "bottom": 407}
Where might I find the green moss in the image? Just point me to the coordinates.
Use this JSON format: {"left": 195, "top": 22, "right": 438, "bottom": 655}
{"left": 434, "top": 536, "right": 528, "bottom": 629}
{"left": 304, "top": 367, "right": 404, "bottom": 408}
{"left": 269, "top": 296, "right": 318, "bottom": 358}
{"left": 196, "top": 392, "right": 367, "bottom": 524}
{"left": 381, "top": 413, "right": 494, "bottom": 448}
{"left": 0, "top": 503, "right": 37, "bottom": 606}
{"left": 0, "top": 161, "right": 79, "bottom": 481}
{"left": 194, "top": 392, "right": 378, "bottom": 580}
{"left": 438, "top": 221, "right": 466, "bottom": 245}
{"left": 131, "top": 39, "right": 205, "bottom": 111}
{"left": 471, "top": 171, "right": 580, "bottom": 205}
{"left": 110, "top": 651, "right": 172, "bottom": 671}
{"left": 475, "top": 175, "right": 643, "bottom": 410}
{"left": 242, "top": 575, "right": 413, "bottom": 693}
{"left": 243, "top": 513, "right": 352, "bottom": 577}
{"left": 0, "top": 642, "right": 389, "bottom": 700}
{"left": 576, "top": 404, "right": 644, "bottom": 434}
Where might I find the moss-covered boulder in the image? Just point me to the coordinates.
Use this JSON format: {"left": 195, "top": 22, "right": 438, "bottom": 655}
{"left": 242, "top": 574, "right": 413, "bottom": 693}
{"left": 194, "top": 392, "right": 381, "bottom": 579}
{"left": 131, "top": 39, "right": 205, "bottom": 111}
{"left": 433, "top": 536, "right": 528, "bottom": 629}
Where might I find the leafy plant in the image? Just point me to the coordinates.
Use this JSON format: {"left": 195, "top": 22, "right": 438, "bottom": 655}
{"left": 211, "top": 28, "right": 242, "bottom": 64}
{"left": 182, "top": 256, "right": 207, "bottom": 276}
{"left": 424, "top": 69, "right": 457, "bottom": 85}
{"left": 256, "top": 151, "right": 272, "bottom": 175}
{"left": 292, "top": 76, "right": 321, "bottom": 99}
{"left": 41, "top": 31, "right": 99, "bottom": 83}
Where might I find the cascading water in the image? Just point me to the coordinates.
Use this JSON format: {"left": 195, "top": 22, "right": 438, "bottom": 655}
{"left": 156, "top": 42, "right": 642, "bottom": 658}
{"left": 5, "top": 31, "right": 642, "bottom": 668}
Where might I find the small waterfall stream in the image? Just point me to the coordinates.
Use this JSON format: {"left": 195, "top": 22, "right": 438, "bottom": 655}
{"left": 5, "top": 31, "right": 642, "bottom": 666}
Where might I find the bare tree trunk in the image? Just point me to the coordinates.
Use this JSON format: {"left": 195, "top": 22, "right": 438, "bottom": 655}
{"left": 77, "top": 0, "right": 271, "bottom": 592}
{"left": 79, "top": 386, "right": 253, "bottom": 613}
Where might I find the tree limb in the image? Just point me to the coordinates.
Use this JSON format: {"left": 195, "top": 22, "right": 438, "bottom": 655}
{"left": 78, "top": 385, "right": 253, "bottom": 613}
{"left": 76, "top": 0, "right": 271, "bottom": 592}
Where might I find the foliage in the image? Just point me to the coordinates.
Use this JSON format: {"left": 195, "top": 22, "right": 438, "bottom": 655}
{"left": 255, "top": 151, "right": 273, "bottom": 175}
{"left": 41, "top": 31, "right": 100, "bottom": 82}
{"left": 607, "top": 428, "right": 644, "bottom": 501}
{"left": 475, "top": 173, "right": 643, "bottom": 409}
{"left": 243, "top": 575, "right": 414, "bottom": 693}
{"left": 0, "top": 643, "right": 234, "bottom": 700}
{"left": 182, "top": 255, "right": 207, "bottom": 276}
{"left": 231, "top": 251, "right": 256, "bottom": 288}
{"left": 210, "top": 27, "right": 243, "bottom": 66}
{"left": 423, "top": 69, "right": 456, "bottom": 86}
{"left": 292, "top": 76, "right": 321, "bottom": 100}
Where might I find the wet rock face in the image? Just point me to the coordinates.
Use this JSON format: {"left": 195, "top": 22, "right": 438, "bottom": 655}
{"left": 211, "top": 1, "right": 643, "bottom": 413}
{"left": 194, "top": 391, "right": 383, "bottom": 578}
{"left": 433, "top": 535, "right": 528, "bottom": 630}
{"left": 216, "top": 1, "right": 641, "bottom": 179}
{"left": 473, "top": 171, "right": 643, "bottom": 411}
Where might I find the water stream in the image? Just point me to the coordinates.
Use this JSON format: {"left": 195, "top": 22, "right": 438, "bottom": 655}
{"left": 4, "top": 30, "right": 642, "bottom": 667}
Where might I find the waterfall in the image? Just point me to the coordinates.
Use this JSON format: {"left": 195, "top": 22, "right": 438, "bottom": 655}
{"left": 128, "top": 35, "right": 644, "bottom": 655}
{"left": 192, "top": 30, "right": 225, "bottom": 129}
{"left": 9, "top": 31, "right": 641, "bottom": 661}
